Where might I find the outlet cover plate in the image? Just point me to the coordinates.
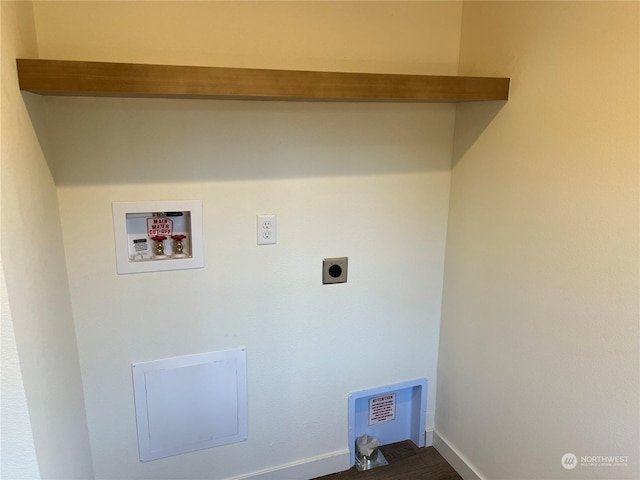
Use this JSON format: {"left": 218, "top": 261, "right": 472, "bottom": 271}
{"left": 257, "top": 214, "right": 277, "bottom": 245}
{"left": 323, "top": 257, "right": 348, "bottom": 284}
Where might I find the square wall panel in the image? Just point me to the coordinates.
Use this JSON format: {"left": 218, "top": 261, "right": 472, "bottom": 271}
{"left": 132, "top": 348, "right": 247, "bottom": 462}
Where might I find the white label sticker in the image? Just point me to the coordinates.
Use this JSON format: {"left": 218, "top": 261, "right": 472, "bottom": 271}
{"left": 127, "top": 234, "right": 153, "bottom": 261}
{"left": 368, "top": 393, "right": 396, "bottom": 425}
{"left": 133, "top": 238, "right": 149, "bottom": 252}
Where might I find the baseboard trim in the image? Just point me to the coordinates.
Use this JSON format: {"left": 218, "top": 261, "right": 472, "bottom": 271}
{"left": 228, "top": 449, "right": 350, "bottom": 480}
{"left": 229, "top": 431, "right": 460, "bottom": 479}
{"left": 433, "top": 430, "right": 485, "bottom": 480}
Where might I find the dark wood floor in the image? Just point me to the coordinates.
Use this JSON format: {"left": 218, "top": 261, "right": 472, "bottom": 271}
{"left": 313, "top": 440, "right": 462, "bottom": 480}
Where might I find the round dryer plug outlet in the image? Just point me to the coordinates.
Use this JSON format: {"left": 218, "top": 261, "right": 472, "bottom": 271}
{"left": 323, "top": 257, "right": 348, "bottom": 284}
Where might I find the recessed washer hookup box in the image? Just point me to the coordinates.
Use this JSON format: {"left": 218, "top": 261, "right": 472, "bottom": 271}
{"left": 112, "top": 200, "right": 203, "bottom": 274}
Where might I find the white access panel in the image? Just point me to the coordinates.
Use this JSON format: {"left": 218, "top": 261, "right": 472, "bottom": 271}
{"left": 132, "top": 348, "right": 247, "bottom": 461}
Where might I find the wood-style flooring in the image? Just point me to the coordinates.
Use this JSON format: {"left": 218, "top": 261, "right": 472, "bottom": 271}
{"left": 313, "top": 440, "right": 462, "bottom": 480}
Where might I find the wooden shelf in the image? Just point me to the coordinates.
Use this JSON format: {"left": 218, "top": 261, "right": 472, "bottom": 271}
{"left": 17, "top": 59, "right": 509, "bottom": 103}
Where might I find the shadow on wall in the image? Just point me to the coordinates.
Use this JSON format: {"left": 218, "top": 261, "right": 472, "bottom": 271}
{"left": 452, "top": 100, "right": 507, "bottom": 167}
{"left": 24, "top": 93, "right": 460, "bottom": 185}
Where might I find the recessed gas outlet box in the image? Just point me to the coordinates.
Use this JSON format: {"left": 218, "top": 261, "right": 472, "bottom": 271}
{"left": 348, "top": 379, "right": 428, "bottom": 467}
{"left": 323, "top": 257, "right": 348, "bottom": 284}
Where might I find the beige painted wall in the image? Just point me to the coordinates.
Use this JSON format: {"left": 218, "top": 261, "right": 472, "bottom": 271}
{"left": 0, "top": 7, "right": 40, "bottom": 478}
{"left": 0, "top": 1, "right": 93, "bottom": 479}
{"left": 30, "top": 2, "right": 463, "bottom": 479}
{"left": 33, "top": 0, "right": 461, "bottom": 75}
{"left": 437, "top": 2, "right": 639, "bottom": 479}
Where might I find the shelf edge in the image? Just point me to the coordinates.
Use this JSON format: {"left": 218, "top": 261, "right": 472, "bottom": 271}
{"left": 17, "top": 59, "right": 510, "bottom": 103}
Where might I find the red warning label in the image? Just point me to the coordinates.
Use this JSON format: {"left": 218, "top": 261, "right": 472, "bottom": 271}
{"left": 368, "top": 393, "right": 396, "bottom": 425}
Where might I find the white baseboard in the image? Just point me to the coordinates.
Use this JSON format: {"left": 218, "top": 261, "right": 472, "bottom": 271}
{"left": 433, "top": 430, "right": 485, "bottom": 480}
{"left": 229, "top": 431, "right": 446, "bottom": 480}
{"left": 229, "top": 449, "right": 350, "bottom": 480}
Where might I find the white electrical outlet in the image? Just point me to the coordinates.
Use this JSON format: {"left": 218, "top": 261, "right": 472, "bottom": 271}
{"left": 257, "top": 214, "right": 277, "bottom": 245}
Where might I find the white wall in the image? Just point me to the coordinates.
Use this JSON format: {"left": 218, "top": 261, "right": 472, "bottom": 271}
{"left": 47, "top": 96, "right": 453, "bottom": 480}
{"left": 0, "top": 1, "right": 93, "bottom": 479}
{"left": 437, "top": 2, "right": 639, "bottom": 480}
{"left": 30, "top": 2, "right": 463, "bottom": 479}
{"left": 1, "top": 262, "right": 39, "bottom": 480}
